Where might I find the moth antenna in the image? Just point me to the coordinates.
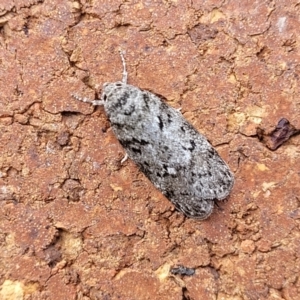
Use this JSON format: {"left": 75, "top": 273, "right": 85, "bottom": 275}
{"left": 119, "top": 50, "right": 128, "bottom": 84}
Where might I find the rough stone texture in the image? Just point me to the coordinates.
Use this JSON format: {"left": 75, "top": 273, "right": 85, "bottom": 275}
{"left": 0, "top": 1, "right": 300, "bottom": 299}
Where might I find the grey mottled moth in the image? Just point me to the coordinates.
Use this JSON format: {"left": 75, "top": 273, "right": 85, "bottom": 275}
{"left": 73, "top": 51, "right": 234, "bottom": 219}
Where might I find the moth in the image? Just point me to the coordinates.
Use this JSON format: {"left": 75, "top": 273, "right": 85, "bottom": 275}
{"left": 73, "top": 51, "right": 234, "bottom": 219}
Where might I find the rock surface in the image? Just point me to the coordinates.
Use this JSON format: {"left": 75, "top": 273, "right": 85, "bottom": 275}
{"left": 0, "top": 0, "right": 300, "bottom": 299}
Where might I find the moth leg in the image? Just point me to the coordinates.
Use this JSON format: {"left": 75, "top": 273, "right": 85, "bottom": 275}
{"left": 72, "top": 94, "right": 105, "bottom": 106}
{"left": 119, "top": 50, "right": 128, "bottom": 84}
{"left": 121, "top": 153, "right": 129, "bottom": 164}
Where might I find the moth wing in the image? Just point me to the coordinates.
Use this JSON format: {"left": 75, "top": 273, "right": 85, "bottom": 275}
{"left": 190, "top": 146, "right": 234, "bottom": 201}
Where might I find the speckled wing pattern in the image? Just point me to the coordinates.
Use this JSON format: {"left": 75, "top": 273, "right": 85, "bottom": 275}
{"left": 102, "top": 82, "right": 234, "bottom": 219}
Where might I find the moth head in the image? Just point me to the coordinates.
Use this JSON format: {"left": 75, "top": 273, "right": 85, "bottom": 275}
{"left": 101, "top": 82, "right": 142, "bottom": 120}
